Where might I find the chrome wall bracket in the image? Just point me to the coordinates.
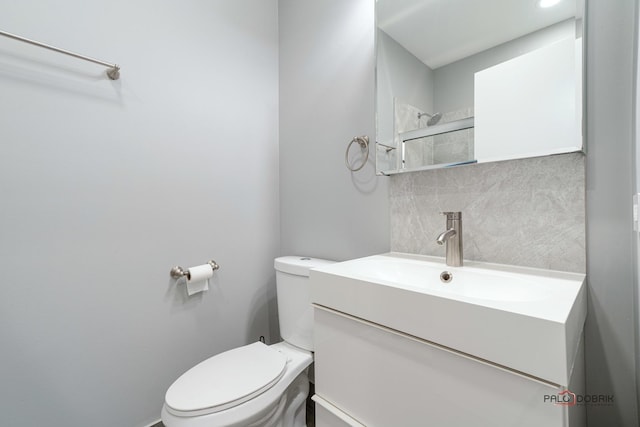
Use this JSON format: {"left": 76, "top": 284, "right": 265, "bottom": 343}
{"left": 345, "top": 135, "right": 370, "bottom": 172}
{"left": 170, "top": 260, "right": 220, "bottom": 280}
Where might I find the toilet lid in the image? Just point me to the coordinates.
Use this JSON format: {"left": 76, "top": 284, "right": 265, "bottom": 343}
{"left": 164, "top": 342, "right": 287, "bottom": 415}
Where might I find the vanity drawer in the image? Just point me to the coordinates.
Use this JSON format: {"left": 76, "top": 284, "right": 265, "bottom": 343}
{"left": 313, "top": 306, "right": 570, "bottom": 427}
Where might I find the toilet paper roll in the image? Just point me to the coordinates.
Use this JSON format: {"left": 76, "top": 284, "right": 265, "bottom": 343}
{"left": 186, "top": 264, "right": 213, "bottom": 296}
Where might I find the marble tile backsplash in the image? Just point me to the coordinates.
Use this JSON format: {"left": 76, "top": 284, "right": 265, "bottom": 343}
{"left": 390, "top": 152, "right": 585, "bottom": 273}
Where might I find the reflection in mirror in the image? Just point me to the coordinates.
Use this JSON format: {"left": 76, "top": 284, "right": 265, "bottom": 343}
{"left": 375, "top": 0, "right": 583, "bottom": 175}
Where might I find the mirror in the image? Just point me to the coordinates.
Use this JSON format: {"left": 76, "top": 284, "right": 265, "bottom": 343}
{"left": 375, "top": 0, "right": 584, "bottom": 175}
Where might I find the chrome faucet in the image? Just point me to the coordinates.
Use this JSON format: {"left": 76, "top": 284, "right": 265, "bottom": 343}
{"left": 436, "top": 212, "right": 463, "bottom": 267}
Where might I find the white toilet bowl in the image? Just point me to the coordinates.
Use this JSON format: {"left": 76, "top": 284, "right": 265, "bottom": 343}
{"left": 161, "top": 341, "right": 312, "bottom": 427}
{"left": 161, "top": 256, "right": 334, "bottom": 427}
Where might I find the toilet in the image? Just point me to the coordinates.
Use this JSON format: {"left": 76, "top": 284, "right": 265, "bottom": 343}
{"left": 161, "top": 256, "right": 334, "bottom": 427}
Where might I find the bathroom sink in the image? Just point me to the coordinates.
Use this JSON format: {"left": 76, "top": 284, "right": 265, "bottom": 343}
{"left": 310, "top": 252, "right": 586, "bottom": 386}
{"left": 339, "top": 255, "right": 547, "bottom": 303}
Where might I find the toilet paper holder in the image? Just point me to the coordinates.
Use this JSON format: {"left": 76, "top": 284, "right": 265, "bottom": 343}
{"left": 170, "top": 260, "right": 220, "bottom": 280}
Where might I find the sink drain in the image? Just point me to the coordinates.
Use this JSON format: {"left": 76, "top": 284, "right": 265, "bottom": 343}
{"left": 440, "top": 271, "right": 453, "bottom": 283}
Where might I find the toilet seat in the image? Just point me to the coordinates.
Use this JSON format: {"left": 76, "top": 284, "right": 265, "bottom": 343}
{"left": 164, "top": 342, "right": 287, "bottom": 417}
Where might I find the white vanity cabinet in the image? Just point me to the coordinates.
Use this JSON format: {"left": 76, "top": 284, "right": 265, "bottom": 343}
{"left": 309, "top": 253, "right": 586, "bottom": 427}
{"left": 312, "top": 306, "right": 585, "bottom": 427}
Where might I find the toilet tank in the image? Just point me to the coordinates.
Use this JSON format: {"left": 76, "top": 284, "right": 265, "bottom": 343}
{"left": 274, "top": 256, "right": 335, "bottom": 351}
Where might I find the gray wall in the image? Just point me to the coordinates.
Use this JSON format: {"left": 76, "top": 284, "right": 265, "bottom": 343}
{"left": 0, "top": 1, "right": 279, "bottom": 426}
{"left": 585, "top": 0, "right": 639, "bottom": 425}
{"left": 279, "top": 0, "right": 390, "bottom": 262}
{"left": 635, "top": 0, "right": 640, "bottom": 418}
